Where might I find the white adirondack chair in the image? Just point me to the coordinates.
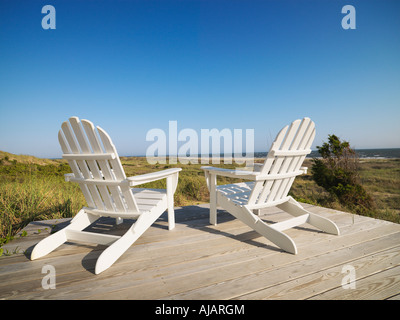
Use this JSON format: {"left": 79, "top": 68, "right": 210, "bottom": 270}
{"left": 202, "top": 118, "right": 339, "bottom": 254}
{"left": 31, "top": 117, "right": 181, "bottom": 274}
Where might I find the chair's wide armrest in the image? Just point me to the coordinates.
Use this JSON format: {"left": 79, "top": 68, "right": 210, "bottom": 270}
{"left": 201, "top": 166, "right": 259, "bottom": 180}
{"left": 127, "top": 168, "right": 182, "bottom": 186}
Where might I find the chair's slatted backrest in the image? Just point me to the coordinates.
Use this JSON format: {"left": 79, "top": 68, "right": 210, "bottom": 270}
{"left": 248, "top": 118, "right": 315, "bottom": 207}
{"left": 58, "top": 117, "right": 140, "bottom": 215}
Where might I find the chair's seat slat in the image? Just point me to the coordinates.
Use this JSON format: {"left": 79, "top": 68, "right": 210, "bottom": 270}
{"left": 84, "top": 208, "right": 141, "bottom": 218}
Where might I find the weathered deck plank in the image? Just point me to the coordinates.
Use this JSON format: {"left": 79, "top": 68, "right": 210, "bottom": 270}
{"left": 310, "top": 265, "right": 400, "bottom": 300}
{"left": 0, "top": 204, "right": 399, "bottom": 300}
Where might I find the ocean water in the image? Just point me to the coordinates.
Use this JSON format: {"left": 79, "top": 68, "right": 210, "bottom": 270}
{"left": 134, "top": 148, "right": 400, "bottom": 160}
{"left": 352, "top": 148, "right": 400, "bottom": 159}
{"left": 253, "top": 148, "right": 400, "bottom": 159}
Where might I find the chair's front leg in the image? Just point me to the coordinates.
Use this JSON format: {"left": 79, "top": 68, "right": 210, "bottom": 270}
{"left": 209, "top": 173, "right": 217, "bottom": 225}
{"left": 166, "top": 175, "right": 176, "bottom": 230}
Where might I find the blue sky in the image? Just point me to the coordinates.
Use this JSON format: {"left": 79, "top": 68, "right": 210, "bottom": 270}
{"left": 1, "top": 0, "right": 399, "bottom": 158}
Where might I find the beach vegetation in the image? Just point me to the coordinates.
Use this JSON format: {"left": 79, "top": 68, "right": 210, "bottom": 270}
{"left": 0, "top": 151, "right": 399, "bottom": 247}
{"left": 311, "top": 134, "right": 375, "bottom": 214}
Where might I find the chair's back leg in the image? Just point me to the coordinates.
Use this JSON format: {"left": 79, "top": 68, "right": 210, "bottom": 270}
{"left": 278, "top": 197, "right": 340, "bottom": 235}
{"left": 253, "top": 218, "right": 298, "bottom": 254}
{"left": 95, "top": 230, "right": 138, "bottom": 274}
{"left": 31, "top": 209, "right": 99, "bottom": 260}
{"left": 95, "top": 204, "right": 168, "bottom": 274}
{"left": 241, "top": 206, "right": 297, "bottom": 254}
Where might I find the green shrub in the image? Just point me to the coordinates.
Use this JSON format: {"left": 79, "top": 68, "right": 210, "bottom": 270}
{"left": 311, "top": 134, "right": 375, "bottom": 214}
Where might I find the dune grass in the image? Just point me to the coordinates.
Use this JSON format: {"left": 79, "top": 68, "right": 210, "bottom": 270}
{"left": 289, "top": 159, "right": 400, "bottom": 223}
{"left": 0, "top": 154, "right": 399, "bottom": 247}
{"left": 0, "top": 159, "right": 85, "bottom": 246}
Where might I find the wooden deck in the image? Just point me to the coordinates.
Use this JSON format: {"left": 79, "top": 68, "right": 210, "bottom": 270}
{"left": 1, "top": 203, "right": 399, "bottom": 300}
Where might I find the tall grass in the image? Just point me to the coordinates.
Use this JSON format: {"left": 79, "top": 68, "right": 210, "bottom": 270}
{"left": 0, "top": 160, "right": 86, "bottom": 243}
{"left": 0, "top": 175, "right": 85, "bottom": 242}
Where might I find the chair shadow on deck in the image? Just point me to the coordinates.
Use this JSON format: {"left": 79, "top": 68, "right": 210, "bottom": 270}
{"left": 74, "top": 204, "right": 328, "bottom": 271}
{"left": 25, "top": 214, "right": 174, "bottom": 274}
{"left": 172, "top": 205, "right": 326, "bottom": 254}
{"left": 24, "top": 204, "right": 326, "bottom": 274}
{"left": 25, "top": 217, "right": 135, "bottom": 274}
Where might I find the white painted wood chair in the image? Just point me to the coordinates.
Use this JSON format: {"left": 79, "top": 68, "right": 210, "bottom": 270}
{"left": 202, "top": 118, "right": 339, "bottom": 254}
{"left": 31, "top": 117, "right": 181, "bottom": 274}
